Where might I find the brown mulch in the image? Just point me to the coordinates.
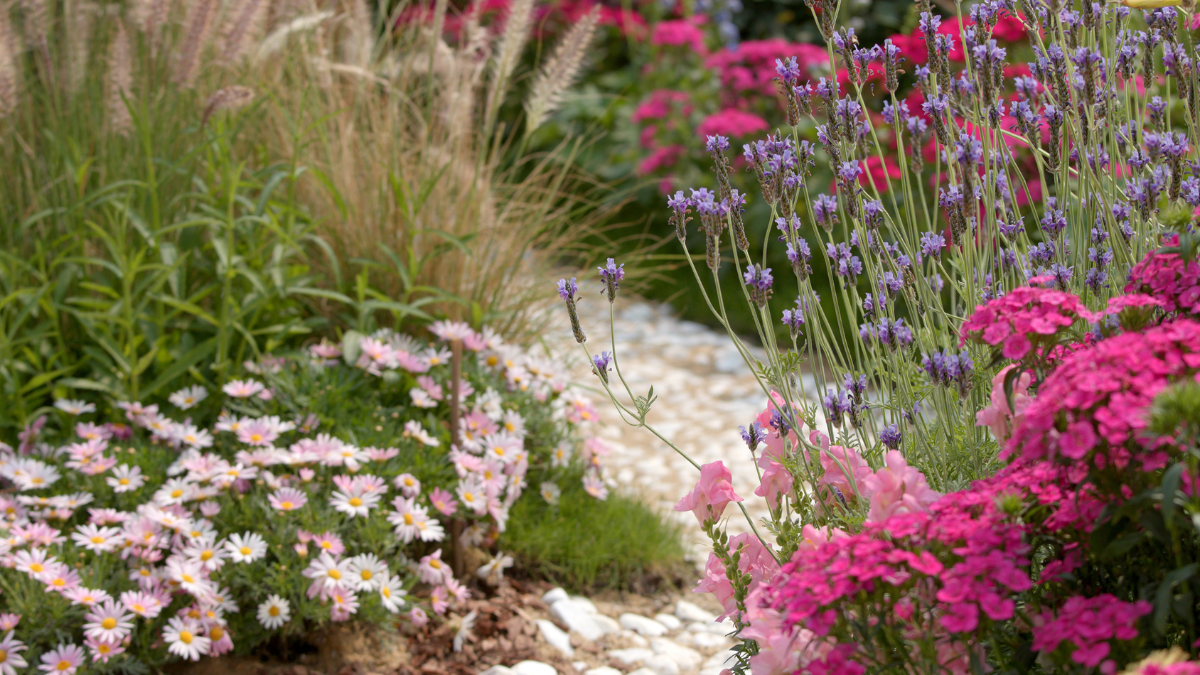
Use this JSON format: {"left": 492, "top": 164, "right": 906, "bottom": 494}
{"left": 397, "top": 580, "right": 577, "bottom": 675}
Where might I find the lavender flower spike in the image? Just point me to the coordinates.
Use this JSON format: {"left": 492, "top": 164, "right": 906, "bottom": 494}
{"left": 592, "top": 351, "right": 613, "bottom": 384}
{"left": 598, "top": 258, "right": 625, "bottom": 303}
{"left": 557, "top": 278, "right": 586, "bottom": 344}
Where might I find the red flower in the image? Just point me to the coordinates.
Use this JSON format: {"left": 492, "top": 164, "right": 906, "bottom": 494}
{"left": 888, "top": 33, "right": 928, "bottom": 66}
{"left": 651, "top": 19, "right": 707, "bottom": 54}
{"left": 697, "top": 109, "right": 769, "bottom": 138}
{"left": 992, "top": 13, "right": 1027, "bottom": 41}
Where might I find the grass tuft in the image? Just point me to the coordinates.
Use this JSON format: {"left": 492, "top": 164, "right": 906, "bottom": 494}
{"left": 504, "top": 480, "right": 689, "bottom": 594}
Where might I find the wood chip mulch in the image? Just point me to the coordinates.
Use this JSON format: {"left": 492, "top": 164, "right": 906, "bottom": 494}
{"left": 397, "top": 580, "right": 576, "bottom": 675}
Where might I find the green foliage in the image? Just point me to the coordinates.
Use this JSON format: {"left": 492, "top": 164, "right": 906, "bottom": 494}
{"left": 505, "top": 478, "right": 687, "bottom": 592}
{"left": 0, "top": 114, "right": 325, "bottom": 433}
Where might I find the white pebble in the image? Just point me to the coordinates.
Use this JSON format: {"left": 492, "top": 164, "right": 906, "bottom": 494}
{"left": 586, "top": 669, "right": 623, "bottom": 675}
{"left": 512, "top": 662, "right": 559, "bottom": 675}
{"left": 607, "top": 647, "right": 654, "bottom": 665}
{"left": 653, "top": 613, "right": 682, "bottom": 631}
{"left": 537, "top": 620, "right": 574, "bottom": 657}
{"left": 543, "top": 588, "right": 570, "bottom": 605}
{"left": 480, "top": 667, "right": 515, "bottom": 675}
{"left": 569, "top": 596, "right": 599, "bottom": 614}
{"left": 650, "top": 637, "right": 703, "bottom": 671}
{"left": 619, "top": 613, "right": 669, "bottom": 637}
{"left": 551, "top": 599, "right": 604, "bottom": 641}
{"left": 674, "top": 600, "right": 716, "bottom": 623}
{"left": 644, "top": 655, "right": 680, "bottom": 675}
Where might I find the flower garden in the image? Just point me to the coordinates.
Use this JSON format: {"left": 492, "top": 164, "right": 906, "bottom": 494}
{"left": 2, "top": 0, "right": 1200, "bottom": 673}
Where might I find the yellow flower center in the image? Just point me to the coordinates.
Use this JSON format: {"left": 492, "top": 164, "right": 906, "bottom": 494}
{"left": 91, "top": 536, "right": 104, "bottom": 544}
{"left": 210, "top": 627, "right": 224, "bottom": 640}
{"left": 200, "top": 550, "right": 213, "bottom": 561}
{"left": 269, "top": 606, "right": 280, "bottom": 617}
{"left": 487, "top": 356, "right": 498, "bottom": 366}
{"left": 52, "top": 578, "right": 65, "bottom": 587}
{"left": 280, "top": 501, "right": 294, "bottom": 510}
{"left": 321, "top": 541, "right": 333, "bottom": 549}
{"left": 102, "top": 618, "right": 117, "bottom": 630}
{"left": 179, "top": 631, "right": 193, "bottom": 644}
{"left": 139, "top": 568, "right": 150, "bottom": 577}
{"left": 0, "top": 649, "right": 7, "bottom": 662}
{"left": 29, "top": 563, "right": 42, "bottom": 573}
{"left": 132, "top": 604, "right": 145, "bottom": 613}
{"left": 382, "top": 587, "right": 391, "bottom": 598}
{"left": 171, "top": 489, "right": 184, "bottom": 499}
{"left": 97, "top": 644, "right": 110, "bottom": 655}
{"left": 240, "top": 546, "right": 252, "bottom": 555}
{"left": 31, "top": 478, "right": 43, "bottom": 485}
{"left": 403, "top": 513, "right": 414, "bottom": 525}
{"left": 56, "top": 661, "right": 70, "bottom": 671}
{"left": 349, "top": 497, "right": 363, "bottom": 507}
{"left": 181, "top": 574, "right": 195, "bottom": 583}
{"left": 250, "top": 434, "right": 263, "bottom": 443}
{"left": 430, "top": 559, "right": 441, "bottom": 569}
{"left": 119, "top": 478, "right": 130, "bottom": 486}
{"left": 361, "top": 570, "right": 373, "bottom": 580}
{"left": 328, "top": 569, "right": 341, "bottom": 580}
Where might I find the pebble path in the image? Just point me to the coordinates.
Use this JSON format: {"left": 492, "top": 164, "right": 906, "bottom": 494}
{"left": 500, "top": 298, "right": 827, "bottom": 675}
{"left": 551, "top": 298, "right": 821, "bottom": 566}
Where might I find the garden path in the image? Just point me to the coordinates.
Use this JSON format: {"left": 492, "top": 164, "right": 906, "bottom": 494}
{"left": 553, "top": 297, "right": 822, "bottom": 567}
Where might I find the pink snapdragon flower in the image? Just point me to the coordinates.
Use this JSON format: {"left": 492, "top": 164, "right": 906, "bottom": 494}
{"left": 754, "top": 391, "right": 802, "bottom": 460}
{"left": 816, "top": 442, "right": 872, "bottom": 504}
{"left": 862, "top": 451, "right": 941, "bottom": 523}
{"left": 675, "top": 461, "right": 743, "bottom": 524}
{"left": 694, "top": 533, "right": 779, "bottom": 621}
{"left": 754, "top": 456, "right": 793, "bottom": 509}
{"left": 975, "top": 364, "right": 1033, "bottom": 443}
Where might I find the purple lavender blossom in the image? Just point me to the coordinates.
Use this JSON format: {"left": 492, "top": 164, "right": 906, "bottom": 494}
{"left": 598, "top": 258, "right": 625, "bottom": 303}
{"left": 557, "top": 278, "right": 578, "bottom": 301}
{"left": 705, "top": 135, "right": 730, "bottom": 153}
{"left": 775, "top": 57, "right": 801, "bottom": 83}
{"left": 740, "top": 421, "right": 766, "bottom": 451}
{"left": 879, "top": 424, "right": 902, "bottom": 450}
{"left": 592, "top": 351, "right": 612, "bottom": 384}
{"left": 920, "top": 231, "right": 945, "bottom": 259}
{"left": 812, "top": 193, "right": 838, "bottom": 229}
{"left": 743, "top": 265, "right": 774, "bottom": 307}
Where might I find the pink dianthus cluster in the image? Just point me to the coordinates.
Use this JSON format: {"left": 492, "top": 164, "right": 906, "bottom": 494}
{"left": 1124, "top": 235, "right": 1200, "bottom": 316}
{"left": 959, "top": 285, "right": 1092, "bottom": 360}
{"left": 1002, "top": 319, "right": 1200, "bottom": 482}
{"left": 1030, "top": 594, "right": 1152, "bottom": 669}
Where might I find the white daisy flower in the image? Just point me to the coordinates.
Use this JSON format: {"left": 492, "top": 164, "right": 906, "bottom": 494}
{"left": 168, "top": 385, "right": 208, "bottom": 410}
{"left": 409, "top": 388, "right": 437, "bottom": 409}
{"left": 539, "top": 482, "right": 561, "bottom": 505}
{"left": 379, "top": 574, "right": 406, "bottom": 613}
{"left": 256, "top": 595, "right": 291, "bottom": 629}
{"left": 225, "top": 532, "right": 267, "bottom": 563}
{"left": 71, "top": 524, "right": 120, "bottom": 553}
{"left": 54, "top": 400, "right": 95, "bottom": 415}
{"left": 106, "top": 465, "right": 144, "bottom": 493}
{"left": 402, "top": 421, "right": 439, "bottom": 447}
{"left": 329, "top": 489, "right": 381, "bottom": 518}
{"left": 162, "top": 617, "right": 210, "bottom": 661}
{"left": 347, "top": 553, "right": 387, "bottom": 592}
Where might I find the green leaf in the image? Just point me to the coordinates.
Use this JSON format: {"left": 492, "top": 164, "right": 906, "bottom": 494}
{"left": 140, "top": 338, "right": 218, "bottom": 398}
{"left": 341, "top": 331, "right": 363, "bottom": 366}
{"left": 1154, "top": 563, "right": 1198, "bottom": 633}
{"left": 1161, "top": 463, "right": 1185, "bottom": 525}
